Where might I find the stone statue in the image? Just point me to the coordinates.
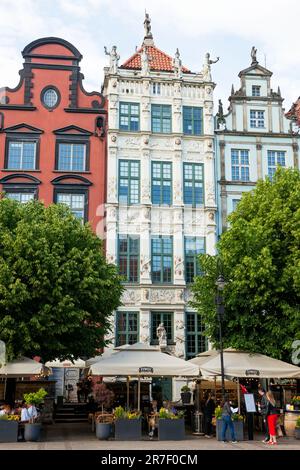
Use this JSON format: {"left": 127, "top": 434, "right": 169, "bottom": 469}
{"left": 202, "top": 53, "right": 219, "bottom": 81}
{"left": 104, "top": 45, "right": 120, "bottom": 74}
{"left": 157, "top": 323, "right": 167, "bottom": 348}
{"left": 173, "top": 48, "right": 182, "bottom": 78}
{"left": 251, "top": 46, "right": 258, "bottom": 65}
{"left": 138, "top": 47, "right": 151, "bottom": 76}
{"left": 216, "top": 99, "right": 226, "bottom": 129}
{"left": 144, "top": 11, "right": 153, "bottom": 38}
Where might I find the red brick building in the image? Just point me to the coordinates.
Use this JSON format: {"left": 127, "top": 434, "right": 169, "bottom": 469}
{"left": 0, "top": 37, "right": 106, "bottom": 234}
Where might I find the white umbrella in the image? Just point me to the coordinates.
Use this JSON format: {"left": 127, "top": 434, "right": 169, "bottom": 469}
{"left": 0, "top": 356, "right": 50, "bottom": 377}
{"left": 86, "top": 344, "right": 130, "bottom": 367}
{"left": 45, "top": 358, "right": 86, "bottom": 368}
{"left": 189, "top": 349, "right": 218, "bottom": 367}
{"left": 199, "top": 348, "right": 300, "bottom": 379}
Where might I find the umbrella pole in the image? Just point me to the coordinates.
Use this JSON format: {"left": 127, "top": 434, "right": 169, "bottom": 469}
{"left": 237, "top": 378, "right": 241, "bottom": 413}
{"left": 4, "top": 376, "right": 7, "bottom": 401}
{"left": 137, "top": 376, "right": 141, "bottom": 411}
{"left": 127, "top": 377, "right": 130, "bottom": 410}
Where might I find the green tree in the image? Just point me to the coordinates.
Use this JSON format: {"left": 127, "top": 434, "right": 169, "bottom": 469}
{"left": 191, "top": 168, "right": 300, "bottom": 360}
{"left": 0, "top": 199, "right": 123, "bottom": 361}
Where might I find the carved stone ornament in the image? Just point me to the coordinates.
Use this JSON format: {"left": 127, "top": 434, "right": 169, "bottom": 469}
{"left": 107, "top": 254, "right": 116, "bottom": 264}
{"left": 141, "top": 319, "right": 149, "bottom": 329}
{"left": 175, "top": 319, "right": 185, "bottom": 330}
{"left": 209, "top": 212, "right": 215, "bottom": 221}
{"left": 150, "top": 289, "right": 175, "bottom": 303}
{"left": 108, "top": 177, "right": 116, "bottom": 195}
{"left": 175, "top": 138, "right": 181, "bottom": 145}
{"left": 111, "top": 135, "right": 117, "bottom": 143}
{"left": 144, "top": 137, "right": 149, "bottom": 145}
{"left": 140, "top": 256, "right": 151, "bottom": 274}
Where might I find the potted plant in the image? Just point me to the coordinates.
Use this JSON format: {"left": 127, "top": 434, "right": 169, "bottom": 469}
{"left": 215, "top": 406, "right": 244, "bottom": 441}
{"left": 180, "top": 385, "right": 192, "bottom": 404}
{"left": 158, "top": 407, "right": 185, "bottom": 440}
{"left": 295, "top": 417, "right": 300, "bottom": 439}
{"left": 23, "top": 388, "right": 47, "bottom": 442}
{"left": 291, "top": 396, "right": 300, "bottom": 410}
{"left": 114, "top": 406, "right": 142, "bottom": 440}
{"left": 0, "top": 414, "right": 19, "bottom": 443}
{"left": 93, "top": 383, "right": 114, "bottom": 440}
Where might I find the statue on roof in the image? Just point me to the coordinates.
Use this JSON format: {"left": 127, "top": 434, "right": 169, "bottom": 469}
{"left": 202, "top": 53, "right": 219, "bottom": 81}
{"left": 173, "top": 48, "right": 182, "bottom": 79}
{"left": 251, "top": 46, "right": 258, "bottom": 65}
{"left": 144, "top": 11, "right": 153, "bottom": 38}
{"left": 216, "top": 99, "right": 226, "bottom": 130}
{"left": 104, "top": 45, "right": 120, "bottom": 74}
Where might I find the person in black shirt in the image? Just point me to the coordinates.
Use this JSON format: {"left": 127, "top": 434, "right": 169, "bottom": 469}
{"left": 203, "top": 392, "right": 215, "bottom": 438}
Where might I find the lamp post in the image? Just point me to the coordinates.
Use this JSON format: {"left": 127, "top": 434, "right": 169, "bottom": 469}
{"left": 215, "top": 274, "right": 226, "bottom": 400}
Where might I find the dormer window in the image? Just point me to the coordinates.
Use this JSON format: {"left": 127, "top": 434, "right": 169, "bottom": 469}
{"left": 252, "top": 85, "right": 261, "bottom": 97}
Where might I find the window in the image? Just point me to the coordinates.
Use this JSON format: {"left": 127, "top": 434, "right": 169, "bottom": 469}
{"left": 252, "top": 86, "right": 261, "bottom": 97}
{"left": 56, "top": 192, "right": 86, "bottom": 221}
{"left": 231, "top": 149, "right": 250, "bottom": 181}
{"left": 232, "top": 199, "right": 240, "bottom": 211}
{"left": 6, "top": 192, "right": 35, "bottom": 203}
{"left": 186, "top": 312, "right": 207, "bottom": 359}
{"left": 183, "top": 107, "right": 203, "bottom": 135}
{"left": 7, "top": 141, "right": 36, "bottom": 170}
{"left": 151, "top": 162, "right": 172, "bottom": 205}
{"left": 42, "top": 87, "right": 59, "bottom": 109}
{"left": 151, "top": 104, "right": 172, "bottom": 133}
{"left": 118, "top": 235, "right": 139, "bottom": 283}
{"left": 57, "top": 143, "right": 86, "bottom": 172}
{"left": 183, "top": 163, "right": 204, "bottom": 206}
{"left": 250, "top": 110, "right": 264, "bottom": 128}
{"left": 116, "top": 312, "right": 139, "bottom": 346}
{"left": 185, "top": 237, "right": 205, "bottom": 283}
{"left": 152, "top": 83, "right": 161, "bottom": 95}
{"left": 151, "top": 236, "right": 172, "bottom": 283}
{"left": 118, "top": 160, "right": 140, "bottom": 204}
{"left": 119, "top": 102, "right": 140, "bottom": 131}
{"left": 151, "top": 312, "right": 173, "bottom": 345}
{"left": 267, "top": 150, "right": 286, "bottom": 180}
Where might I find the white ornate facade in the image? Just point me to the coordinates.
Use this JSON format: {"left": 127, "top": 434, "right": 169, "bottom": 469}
{"left": 103, "top": 19, "right": 217, "bottom": 397}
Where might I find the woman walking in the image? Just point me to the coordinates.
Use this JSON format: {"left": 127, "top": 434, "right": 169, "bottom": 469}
{"left": 266, "top": 390, "right": 278, "bottom": 445}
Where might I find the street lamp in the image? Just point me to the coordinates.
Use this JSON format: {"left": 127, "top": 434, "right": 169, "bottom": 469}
{"left": 215, "top": 274, "right": 226, "bottom": 400}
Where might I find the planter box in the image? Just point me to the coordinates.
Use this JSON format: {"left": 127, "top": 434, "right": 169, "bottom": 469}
{"left": 295, "top": 427, "right": 300, "bottom": 439}
{"left": 114, "top": 419, "right": 142, "bottom": 441}
{"left": 0, "top": 420, "right": 18, "bottom": 442}
{"left": 216, "top": 419, "right": 244, "bottom": 441}
{"left": 158, "top": 419, "right": 185, "bottom": 440}
{"left": 181, "top": 392, "right": 191, "bottom": 404}
{"left": 24, "top": 423, "right": 42, "bottom": 442}
{"left": 96, "top": 423, "right": 112, "bottom": 440}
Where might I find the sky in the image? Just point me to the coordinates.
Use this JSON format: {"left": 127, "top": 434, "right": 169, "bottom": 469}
{"left": 0, "top": 0, "right": 300, "bottom": 112}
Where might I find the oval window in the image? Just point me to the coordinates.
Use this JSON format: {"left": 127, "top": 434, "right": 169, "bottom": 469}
{"left": 42, "top": 87, "right": 59, "bottom": 109}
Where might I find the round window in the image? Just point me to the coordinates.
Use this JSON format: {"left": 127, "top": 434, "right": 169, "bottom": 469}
{"left": 41, "top": 87, "right": 60, "bottom": 109}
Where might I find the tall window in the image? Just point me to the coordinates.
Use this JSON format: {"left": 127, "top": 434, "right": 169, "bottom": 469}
{"left": 151, "top": 236, "right": 172, "bottom": 283}
{"left": 116, "top": 312, "right": 139, "bottom": 346}
{"left": 185, "top": 237, "right": 205, "bottom": 283}
{"left": 186, "top": 312, "right": 207, "bottom": 359}
{"left": 57, "top": 143, "right": 86, "bottom": 172}
{"left": 151, "top": 162, "right": 172, "bottom": 205}
{"left": 118, "top": 160, "right": 140, "bottom": 204}
{"left": 119, "top": 102, "right": 140, "bottom": 131}
{"left": 151, "top": 312, "right": 173, "bottom": 345}
{"left": 267, "top": 150, "right": 286, "bottom": 180}
{"left": 151, "top": 104, "right": 172, "bottom": 133}
{"left": 183, "top": 163, "right": 204, "bottom": 206}
{"left": 183, "top": 107, "right": 203, "bottom": 135}
{"left": 56, "top": 192, "right": 86, "bottom": 221}
{"left": 6, "top": 192, "right": 35, "bottom": 203}
{"left": 250, "top": 110, "right": 264, "bottom": 128}
{"left": 231, "top": 149, "right": 250, "bottom": 181}
{"left": 7, "top": 141, "right": 36, "bottom": 170}
{"left": 252, "top": 85, "right": 261, "bottom": 97}
{"left": 118, "top": 235, "right": 139, "bottom": 283}
{"left": 152, "top": 83, "right": 161, "bottom": 95}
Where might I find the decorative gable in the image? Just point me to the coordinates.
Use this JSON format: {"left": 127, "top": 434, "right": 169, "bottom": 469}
{"left": 53, "top": 125, "right": 93, "bottom": 136}
{"left": 4, "top": 123, "right": 43, "bottom": 134}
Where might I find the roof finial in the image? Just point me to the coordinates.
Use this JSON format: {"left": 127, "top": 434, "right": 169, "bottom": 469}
{"left": 251, "top": 46, "right": 258, "bottom": 65}
{"left": 143, "top": 11, "right": 154, "bottom": 46}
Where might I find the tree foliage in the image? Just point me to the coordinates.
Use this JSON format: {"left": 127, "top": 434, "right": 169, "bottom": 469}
{"left": 0, "top": 199, "right": 123, "bottom": 361}
{"left": 192, "top": 168, "right": 300, "bottom": 360}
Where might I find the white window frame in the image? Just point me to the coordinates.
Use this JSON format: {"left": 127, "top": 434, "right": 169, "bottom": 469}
{"left": 7, "top": 141, "right": 37, "bottom": 170}
{"left": 250, "top": 110, "right": 265, "bottom": 128}
{"left": 58, "top": 143, "right": 86, "bottom": 172}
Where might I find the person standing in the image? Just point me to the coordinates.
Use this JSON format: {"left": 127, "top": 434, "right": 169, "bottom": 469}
{"left": 203, "top": 393, "right": 215, "bottom": 438}
{"left": 266, "top": 390, "right": 279, "bottom": 445}
{"left": 221, "top": 395, "right": 237, "bottom": 443}
{"left": 258, "top": 388, "right": 270, "bottom": 442}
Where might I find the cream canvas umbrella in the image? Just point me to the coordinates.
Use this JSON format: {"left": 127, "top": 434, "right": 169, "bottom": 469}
{"left": 86, "top": 344, "right": 131, "bottom": 367}
{"left": 0, "top": 356, "right": 50, "bottom": 377}
{"left": 45, "top": 358, "right": 86, "bottom": 368}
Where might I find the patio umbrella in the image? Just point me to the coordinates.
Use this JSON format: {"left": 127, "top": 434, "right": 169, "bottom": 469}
{"left": 45, "top": 358, "right": 86, "bottom": 368}
{"left": 0, "top": 356, "right": 50, "bottom": 377}
{"left": 85, "top": 344, "right": 131, "bottom": 367}
{"left": 89, "top": 342, "right": 199, "bottom": 410}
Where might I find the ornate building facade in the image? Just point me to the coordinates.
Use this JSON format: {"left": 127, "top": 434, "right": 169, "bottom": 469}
{"left": 103, "top": 17, "right": 217, "bottom": 397}
{"left": 215, "top": 48, "right": 299, "bottom": 234}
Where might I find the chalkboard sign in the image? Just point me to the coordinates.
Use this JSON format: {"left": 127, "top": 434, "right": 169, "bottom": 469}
{"left": 244, "top": 393, "right": 257, "bottom": 413}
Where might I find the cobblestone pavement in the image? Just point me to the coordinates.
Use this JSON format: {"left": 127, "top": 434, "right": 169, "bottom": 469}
{"left": 0, "top": 423, "right": 299, "bottom": 450}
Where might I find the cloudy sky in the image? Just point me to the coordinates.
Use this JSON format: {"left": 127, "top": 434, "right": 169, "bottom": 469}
{"left": 0, "top": 0, "right": 299, "bottom": 112}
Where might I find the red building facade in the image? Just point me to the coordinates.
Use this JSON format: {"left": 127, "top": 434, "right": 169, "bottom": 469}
{"left": 0, "top": 37, "right": 106, "bottom": 234}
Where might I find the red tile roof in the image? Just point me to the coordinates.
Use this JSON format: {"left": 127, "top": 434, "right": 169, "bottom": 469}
{"left": 121, "top": 45, "right": 190, "bottom": 73}
{"left": 286, "top": 97, "right": 300, "bottom": 124}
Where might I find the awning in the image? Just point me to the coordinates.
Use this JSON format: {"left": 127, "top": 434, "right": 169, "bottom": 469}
{"left": 0, "top": 356, "right": 50, "bottom": 377}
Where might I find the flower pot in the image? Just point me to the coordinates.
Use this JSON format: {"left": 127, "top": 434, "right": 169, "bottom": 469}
{"left": 96, "top": 422, "right": 112, "bottom": 440}
{"left": 0, "top": 420, "right": 18, "bottom": 442}
{"left": 24, "top": 423, "right": 42, "bottom": 442}
{"left": 181, "top": 392, "right": 191, "bottom": 404}
{"left": 216, "top": 418, "right": 244, "bottom": 441}
{"left": 295, "top": 427, "right": 300, "bottom": 439}
{"left": 158, "top": 419, "right": 185, "bottom": 440}
{"left": 115, "top": 419, "right": 142, "bottom": 440}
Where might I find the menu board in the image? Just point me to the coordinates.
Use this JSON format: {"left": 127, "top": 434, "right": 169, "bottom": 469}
{"left": 244, "top": 393, "right": 257, "bottom": 413}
